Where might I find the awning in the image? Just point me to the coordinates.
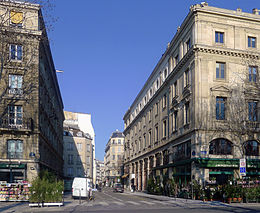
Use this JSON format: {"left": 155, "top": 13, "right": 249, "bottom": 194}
{"left": 122, "top": 174, "right": 129, "bottom": 178}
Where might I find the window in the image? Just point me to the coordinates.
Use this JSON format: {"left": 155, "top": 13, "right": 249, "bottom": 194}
{"left": 86, "top": 144, "right": 90, "bottom": 152}
{"left": 67, "top": 167, "right": 73, "bottom": 176}
{"left": 76, "top": 143, "right": 82, "bottom": 151}
{"left": 215, "top": 32, "right": 224, "bottom": 43}
{"left": 67, "top": 142, "right": 73, "bottom": 151}
{"left": 209, "top": 138, "right": 232, "bottom": 155}
{"left": 10, "top": 44, "right": 22, "bottom": 61}
{"left": 7, "top": 139, "right": 23, "bottom": 159}
{"left": 173, "top": 111, "right": 178, "bottom": 132}
{"left": 118, "top": 147, "right": 121, "bottom": 152}
{"left": 86, "top": 156, "right": 90, "bottom": 164}
{"left": 10, "top": 11, "right": 23, "bottom": 27}
{"left": 155, "top": 103, "right": 158, "bottom": 115}
{"left": 148, "top": 131, "right": 152, "bottom": 146}
{"left": 139, "top": 137, "right": 142, "bottom": 151}
{"left": 68, "top": 154, "right": 73, "bottom": 165}
{"left": 118, "top": 139, "right": 121, "bottom": 144}
{"left": 244, "top": 140, "right": 259, "bottom": 156}
{"left": 162, "top": 94, "right": 167, "bottom": 109}
{"left": 148, "top": 109, "right": 151, "bottom": 121}
{"left": 174, "top": 55, "right": 179, "bottom": 66}
{"left": 174, "top": 82, "right": 178, "bottom": 97}
{"left": 216, "top": 62, "right": 225, "bottom": 79}
{"left": 249, "top": 66, "right": 257, "bottom": 82}
{"left": 248, "top": 36, "right": 256, "bottom": 48}
{"left": 184, "top": 102, "right": 190, "bottom": 124}
{"left": 113, "top": 155, "right": 115, "bottom": 160}
{"left": 8, "top": 75, "right": 23, "bottom": 95}
{"left": 155, "top": 126, "right": 159, "bottom": 142}
{"left": 162, "top": 120, "right": 167, "bottom": 138}
{"left": 143, "top": 134, "right": 146, "bottom": 148}
{"left": 216, "top": 97, "right": 226, "bottom": 120}
{"left": 248, "top": 101, "right": 258, "bottom": 121}
{"left": 184, "top": 69, "right": 190, "bottom": 87}
{"left": 112, "top": 139, "right": 115, "bottom": 144}
{"left": 8, "top": 105, "right": 22, "bottom": 126}
{"left": 149, "top": 89, "right": 153, "bottom": 98}
{"left": 164, "top": 69, "right": 168, "bottom": 80}
{"left": 112, "top": 147, "right": 115, "bottom": 153}
{"left": 186, "top": 39, "right": 191, "bottom": 51}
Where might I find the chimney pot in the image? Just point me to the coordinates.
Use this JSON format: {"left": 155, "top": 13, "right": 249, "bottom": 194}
{"left": 253, "top": 8, "right": 259, "bottom": 15}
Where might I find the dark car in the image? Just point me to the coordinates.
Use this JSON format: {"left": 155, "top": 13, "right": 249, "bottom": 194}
{"left": 113, "top": 183, "right": 124, "bottom": 193}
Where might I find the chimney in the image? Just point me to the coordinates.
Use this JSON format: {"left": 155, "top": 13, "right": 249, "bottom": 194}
{"left": 252, "top": 8, "right": 259, "bottom": 15}
{"left": 200, "top": 2, "right": 208, "bottom": 7}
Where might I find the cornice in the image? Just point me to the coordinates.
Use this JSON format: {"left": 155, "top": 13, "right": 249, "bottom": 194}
{"left": 194, "top": 45, "right": 260, "bottom": 59}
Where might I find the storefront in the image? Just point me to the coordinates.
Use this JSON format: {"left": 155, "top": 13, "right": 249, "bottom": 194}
{"left": 0, "top": 163, "right": 27, "bottom": 183}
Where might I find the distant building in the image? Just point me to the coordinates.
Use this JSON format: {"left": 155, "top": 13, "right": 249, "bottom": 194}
{"left": 0, "top": 0, "right": 64, "bottom": 182}
{"left": 123, "top": 3, "right": 260, "bottom": 191}
{"left": 63, "top": 124, "right": 93, "bottom": 190}
{"left": 95, "top": 159, "right": 104, "bottom": 186}
{"left": 104, "top": 130, "right": 124, "bottom": 186}
{"left": 63, "top": 111, "right": 96, "bottom": 185}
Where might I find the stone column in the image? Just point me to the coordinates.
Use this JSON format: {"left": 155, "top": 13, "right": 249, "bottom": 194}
{"left": 135, "top": 162, "right": 138, "bottom": 189}
{"left": 143, "top": 159, "right": 147, "bottom": 191}
{"left": 138, "top": 161, "right": 142, "bottom": 191}
{"left": 147, "top": 157, "right": 151, "bottom": 179}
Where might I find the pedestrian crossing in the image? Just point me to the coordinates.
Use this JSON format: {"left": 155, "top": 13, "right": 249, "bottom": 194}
{"left": 82, "top": 199, "right": 230, "bottom": 208}
{"left": 83, "top": 200, "right": 175, "bottom": 207}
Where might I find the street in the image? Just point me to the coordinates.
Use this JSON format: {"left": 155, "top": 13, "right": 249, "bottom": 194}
{"left": 1, "top": 187, "right": 260, "bottom": 213}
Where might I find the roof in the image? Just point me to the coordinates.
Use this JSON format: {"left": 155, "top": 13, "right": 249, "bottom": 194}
{"left": 111, "top": 130, "right": 124, "bottom": 138}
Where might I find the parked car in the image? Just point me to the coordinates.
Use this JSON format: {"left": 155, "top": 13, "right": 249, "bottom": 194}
{"left": 113, "top": 183, "right": 124, "bottom": 193}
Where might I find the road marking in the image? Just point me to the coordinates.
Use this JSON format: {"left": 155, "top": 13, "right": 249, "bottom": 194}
{"left": 112, "top": 201, "right": 125, "bottom": 206}
{"left": 98, "top": 201, "right": 109, "bottom": 206}
{"left": 139, "top": 200, "right": 155, "bottom": 205}
{"left": 103, "top": 192, "right": 123, "bottom": 202}
{"left": 126, "top": 201, "right": 140, "bottom": 205}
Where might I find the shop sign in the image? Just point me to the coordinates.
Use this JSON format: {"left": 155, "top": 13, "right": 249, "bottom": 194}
{"left": 0, "top": 164, "right": 25, "bottom": 169}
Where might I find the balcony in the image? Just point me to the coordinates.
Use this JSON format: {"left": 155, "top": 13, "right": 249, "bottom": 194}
{"left": 0, "top": 116, "right": 33, "bottom": 131}
{"left": 246, "top": 121, "right": 260, "bottom": 130}
{"left": 8, "top": 88, "right": 23, "bottom": 95}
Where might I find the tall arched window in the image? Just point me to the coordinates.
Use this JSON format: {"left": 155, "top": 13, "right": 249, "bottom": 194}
{"left": 244, "top": 140, "right": 259, "bottom": 156}
{"left": 209, "top": 138, "right": 232, "bottom": 155}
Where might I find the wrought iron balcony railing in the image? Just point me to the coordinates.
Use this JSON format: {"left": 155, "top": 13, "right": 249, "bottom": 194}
{"left": 0, "top": 116, "right": 33, "bottom": 131}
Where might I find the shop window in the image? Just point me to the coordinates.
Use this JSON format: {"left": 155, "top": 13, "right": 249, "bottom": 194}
{"left": 209, "top": 138, "right": 232, "bottom": 155}
{"left": 244, "top": 140, "right": 259, "bottom": 156}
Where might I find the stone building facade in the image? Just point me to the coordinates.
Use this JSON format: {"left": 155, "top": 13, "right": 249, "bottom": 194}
{"left": 0, "top": 1, "right": 64, "bottom": 182}
{"left": 63, "top": 124, "right": 93, "bottom": 190}
{"left": 104, "top": 130, "right": 124, "bottom": 186}
{"left": 95, "top": 159, "right": 104, "bottom": 186}
{"left": 123, "top": 3, "right": 260, "bottom": 191}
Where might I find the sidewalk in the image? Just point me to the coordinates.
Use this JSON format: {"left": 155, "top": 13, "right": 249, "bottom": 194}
{"left": 124, "top": 190, "right": 235, "bottom": 207}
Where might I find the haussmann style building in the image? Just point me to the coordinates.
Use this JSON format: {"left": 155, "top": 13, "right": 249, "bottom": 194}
{"left": 123, "top": 2, "right": 260, "bottom": 191}
{"left": 0, "top": 0, "right": 64, "bottom": 182}
{"left": 104, "top": 130, "right": 124, "bottom": 186}
{"left": 63, "top": 120, "right": 93, "bottom": 190}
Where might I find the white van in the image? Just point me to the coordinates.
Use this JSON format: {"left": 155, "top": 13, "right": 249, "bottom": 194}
{"left": 72, "top": 177, "right": 92, "bottom": 198}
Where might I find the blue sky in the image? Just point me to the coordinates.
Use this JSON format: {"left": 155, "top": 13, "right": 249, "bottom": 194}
{"left": 49, "top": 0, "right": 259, "bottom": 161}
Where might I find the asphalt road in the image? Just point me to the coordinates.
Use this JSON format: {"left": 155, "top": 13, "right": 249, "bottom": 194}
{"left": 1, "top": 187, "right": 260, "bottom": 212}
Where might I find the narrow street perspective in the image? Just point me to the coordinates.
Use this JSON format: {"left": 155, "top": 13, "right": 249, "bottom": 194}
{"left": 0, "top": 0, "right": 260, "bottom": 213}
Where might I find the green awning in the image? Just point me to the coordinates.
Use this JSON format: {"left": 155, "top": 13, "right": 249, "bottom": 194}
{"left": 209, "top": 171, "right": 234, "bottom": 175}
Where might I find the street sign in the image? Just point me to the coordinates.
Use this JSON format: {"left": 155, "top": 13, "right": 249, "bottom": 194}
{"left": 240, "top": 158, "right": 246, "bottom": 176}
